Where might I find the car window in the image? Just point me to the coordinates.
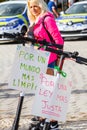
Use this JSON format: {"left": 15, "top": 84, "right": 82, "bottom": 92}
{"left": 0, "top": 3, "right": 26, "bottom": 16}
{"left": 65, "top": 4, "right": 87, "bottom": 14}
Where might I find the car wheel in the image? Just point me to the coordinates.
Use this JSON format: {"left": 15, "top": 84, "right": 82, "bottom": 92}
{"left": 21, "top": 26, "right": 27, "bottom": 35}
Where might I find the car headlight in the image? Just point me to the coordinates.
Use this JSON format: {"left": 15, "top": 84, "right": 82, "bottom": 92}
{"left": 6, "top": 20, "right": 19, "bottom": 27}
{"left": 56, "top": 21, "right": 64, "bottom": 25}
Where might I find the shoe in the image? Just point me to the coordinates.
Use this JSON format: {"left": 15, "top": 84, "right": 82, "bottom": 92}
{"left": 31, "top": 116, "right": 40, "bottom": 124}
{"left": 50, "top": 121, "right": 59, "bottom": 130}
{"left": 31, "top": 119, "right": 45, "bottom": 130}
{"left": 39, "top": 119, "right": 45, "bottom": 129}
{"left": 28, "top": 116, "right": 40, "bottom": 130}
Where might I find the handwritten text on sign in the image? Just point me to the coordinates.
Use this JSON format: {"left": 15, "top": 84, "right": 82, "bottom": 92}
{"left": 32, "top": 73, "right": 72, "bottom": 122}
{"left": 8, "top": 45, "right": 50, "bottom": 93}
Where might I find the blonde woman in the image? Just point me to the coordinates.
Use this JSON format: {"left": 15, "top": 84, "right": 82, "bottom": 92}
{"left": 27, "top": 0, "right": 64, "bottom": 129}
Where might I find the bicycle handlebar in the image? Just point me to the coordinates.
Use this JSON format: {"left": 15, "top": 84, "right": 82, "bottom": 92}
{"left": 2, "top": 32, "right": 63, "bottom": 49}
{"left": 1, "top": 32, "right": 87, "bottom": 65}
{"left": 46, "top": 47, "right": 87, "bottom": 65}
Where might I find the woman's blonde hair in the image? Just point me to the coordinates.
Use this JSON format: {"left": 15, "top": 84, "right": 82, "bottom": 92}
{"left": 27, "top": 0, "right": 49, "bottom": 24}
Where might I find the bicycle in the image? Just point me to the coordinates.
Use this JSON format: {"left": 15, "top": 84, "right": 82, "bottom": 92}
{"left": 1, "top": 32, "right": 87, "bottom": 130}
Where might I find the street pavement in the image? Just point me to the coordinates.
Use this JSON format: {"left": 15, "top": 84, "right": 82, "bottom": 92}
{"left": 0, "top": 38, "right": 87, "bottom": 130}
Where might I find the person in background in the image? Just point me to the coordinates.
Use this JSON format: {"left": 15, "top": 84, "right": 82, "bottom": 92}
{"left": 27, "top": 0, "right": 64, "bottom": 129}
{"left": 68, "top": 0, "right": 76, "bottom": 7}
{"left": 47, "top": 0, "right": 59, "bottom": 18}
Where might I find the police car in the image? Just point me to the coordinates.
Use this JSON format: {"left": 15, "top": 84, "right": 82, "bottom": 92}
{"left": 0, "top": 0, "right": 29, "bottom": 41}
{"left": 56, "top": 1, "right": 87, "bottom": 38}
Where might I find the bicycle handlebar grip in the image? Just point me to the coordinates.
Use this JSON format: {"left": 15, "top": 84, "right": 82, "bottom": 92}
{"left": 76, "top": 56, "right": 87, "bottom": 65}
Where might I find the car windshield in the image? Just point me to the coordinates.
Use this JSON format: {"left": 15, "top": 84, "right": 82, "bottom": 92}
{"left": 65, "top": 3, "right": 87, "bottom": 14}
{"left": 0, "top": 3, "right": 26, "bottom": 16}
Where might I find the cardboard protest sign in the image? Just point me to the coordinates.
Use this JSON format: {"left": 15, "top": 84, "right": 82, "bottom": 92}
{"left": 8, "top": 45, "right": 50, "bottom": 93}
{"left": 32, "top": 72, "right": 72, "bottom": 122}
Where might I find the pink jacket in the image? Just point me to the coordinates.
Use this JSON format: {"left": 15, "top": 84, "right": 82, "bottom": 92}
{"left": 34, "top": 12, "right": 64, "bottom": 64}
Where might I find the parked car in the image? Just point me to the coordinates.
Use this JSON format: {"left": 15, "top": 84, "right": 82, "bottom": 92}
{"left": 56, "top": 1, "right": 87, "bottom": 38}
{"left": 0, "top": 0, "right": 29, "bottom": 41}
